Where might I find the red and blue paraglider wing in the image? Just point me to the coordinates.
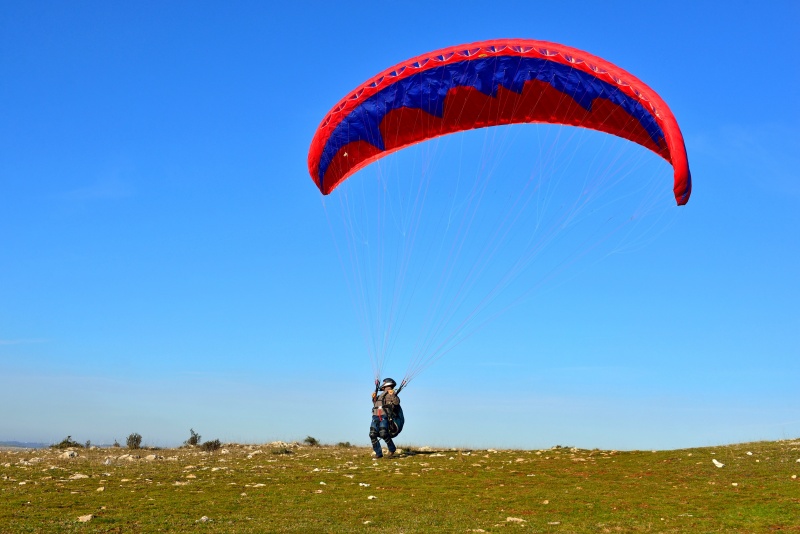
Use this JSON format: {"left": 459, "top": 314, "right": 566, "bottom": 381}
{"left": 308, "top": 39, "right": 691, "bottom": 205}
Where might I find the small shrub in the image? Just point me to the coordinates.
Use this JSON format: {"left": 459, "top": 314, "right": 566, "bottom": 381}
{"left": 303, "top": 436, "right": 320, "bottom": 447}
{"left": 126, "top": 433, "right": 143, "bottom": 450}
{"left": 112, "top": 440, "right": 120, "bottom": 448}
{"left": 272, "top": 447, "right": 293, "bottom": 455}
{"left": 50, "top": 436, "right": 83, "bottom": 449}
{"left": 336, "top": 441, "right": 352, "bottom": 448}
{"left": 185, "top": 429, "right": 202, "bottom": 447}
{"left": 201, "top": 439, "right": 222, "bottom": 452}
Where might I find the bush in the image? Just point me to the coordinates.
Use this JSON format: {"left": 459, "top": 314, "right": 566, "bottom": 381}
{"left": 303, "top": 436, "right": 320, "bottom": 447}
{"left": 336, "top": 441, "right": 352, "bottom": 448}
{"left": 126, "top": 433, "right": 143, "bottom": 450}
{"left": 185, "top": 429, "right": 202, "bottom": 447}
{"left": 50, "top": 436, "right": 83, "bottom": 449}
{"left": 112, "top": 440, "right": 121, "bottom": 448}
{"left": 201, "top": 439, "right": 222, "bottom": 452}
{"left": 272, "top": 447, "right": 293, "bottom": 455}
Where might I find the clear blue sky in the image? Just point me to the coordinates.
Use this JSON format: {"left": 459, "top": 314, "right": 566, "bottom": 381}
{"left": 1, "top": 1, "right": 798, "bottom": 450}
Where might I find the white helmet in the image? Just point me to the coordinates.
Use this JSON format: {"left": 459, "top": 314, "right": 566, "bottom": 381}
{"left": 380, "top": 378, "right": 397, "bottom": 390}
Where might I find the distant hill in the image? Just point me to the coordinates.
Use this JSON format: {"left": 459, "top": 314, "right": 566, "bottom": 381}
{"left": 0, "top": 440, "right": 48, "bottom": 449}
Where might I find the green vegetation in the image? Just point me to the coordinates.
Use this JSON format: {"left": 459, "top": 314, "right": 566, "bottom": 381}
{"left": 200, "top": 439, "right": 222, "bottom": 453}
{"left": 49, "top": 436, "right": 84, "bottom": 449}
{"left": 126, "top": 433, "right": 142, "bottom": 450}
{"left": 185, "top": 429, "right": 201, "bottom": 447}
{"left": 1, "top": 439, "right": 798, "bottom": 532}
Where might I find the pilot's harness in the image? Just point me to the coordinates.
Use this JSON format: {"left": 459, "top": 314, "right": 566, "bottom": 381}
{"left": 374, "top": 379, "right": 407, "bottom": 438}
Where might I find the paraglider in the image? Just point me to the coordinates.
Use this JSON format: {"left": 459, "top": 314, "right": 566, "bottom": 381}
{"left": 369, "top": 377, "right": 405, "bottom": 458}
{"left": 308, "top": 40, "right": 692, "bottom": 442}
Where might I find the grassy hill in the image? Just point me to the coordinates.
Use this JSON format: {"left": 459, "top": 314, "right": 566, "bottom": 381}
{"left": 1, "top": 438, "right": 798, "bottom": 532}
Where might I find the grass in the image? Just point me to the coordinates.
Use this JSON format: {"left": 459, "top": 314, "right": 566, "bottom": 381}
{"left": 1, "top": 439, "right": 799, "bottom": 532}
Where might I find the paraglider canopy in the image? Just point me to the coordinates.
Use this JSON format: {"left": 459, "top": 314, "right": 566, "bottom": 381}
{"left": 309, "top": 39, "right": 692, "bottom": 388}
{"left": 308, "top": 38, "right": 691, "bottom": 205}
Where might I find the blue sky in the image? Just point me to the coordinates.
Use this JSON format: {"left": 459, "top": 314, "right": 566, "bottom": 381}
{"left": 1, "top": 1, "right": 798, "bottom": 450}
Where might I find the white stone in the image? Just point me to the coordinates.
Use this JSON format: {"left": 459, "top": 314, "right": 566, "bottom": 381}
{"left": 60, "top": 451, "right": 78, "bottom": 459}
{"left": 77, "top": 514, "right": 93, "bottom": 522}
{"left": 712, "top": 459, "right": 724, "bottom": 468}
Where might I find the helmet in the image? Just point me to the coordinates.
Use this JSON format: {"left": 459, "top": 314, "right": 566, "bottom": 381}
{"left": 380, "top": 378, "right": 397, "bottom": 390}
